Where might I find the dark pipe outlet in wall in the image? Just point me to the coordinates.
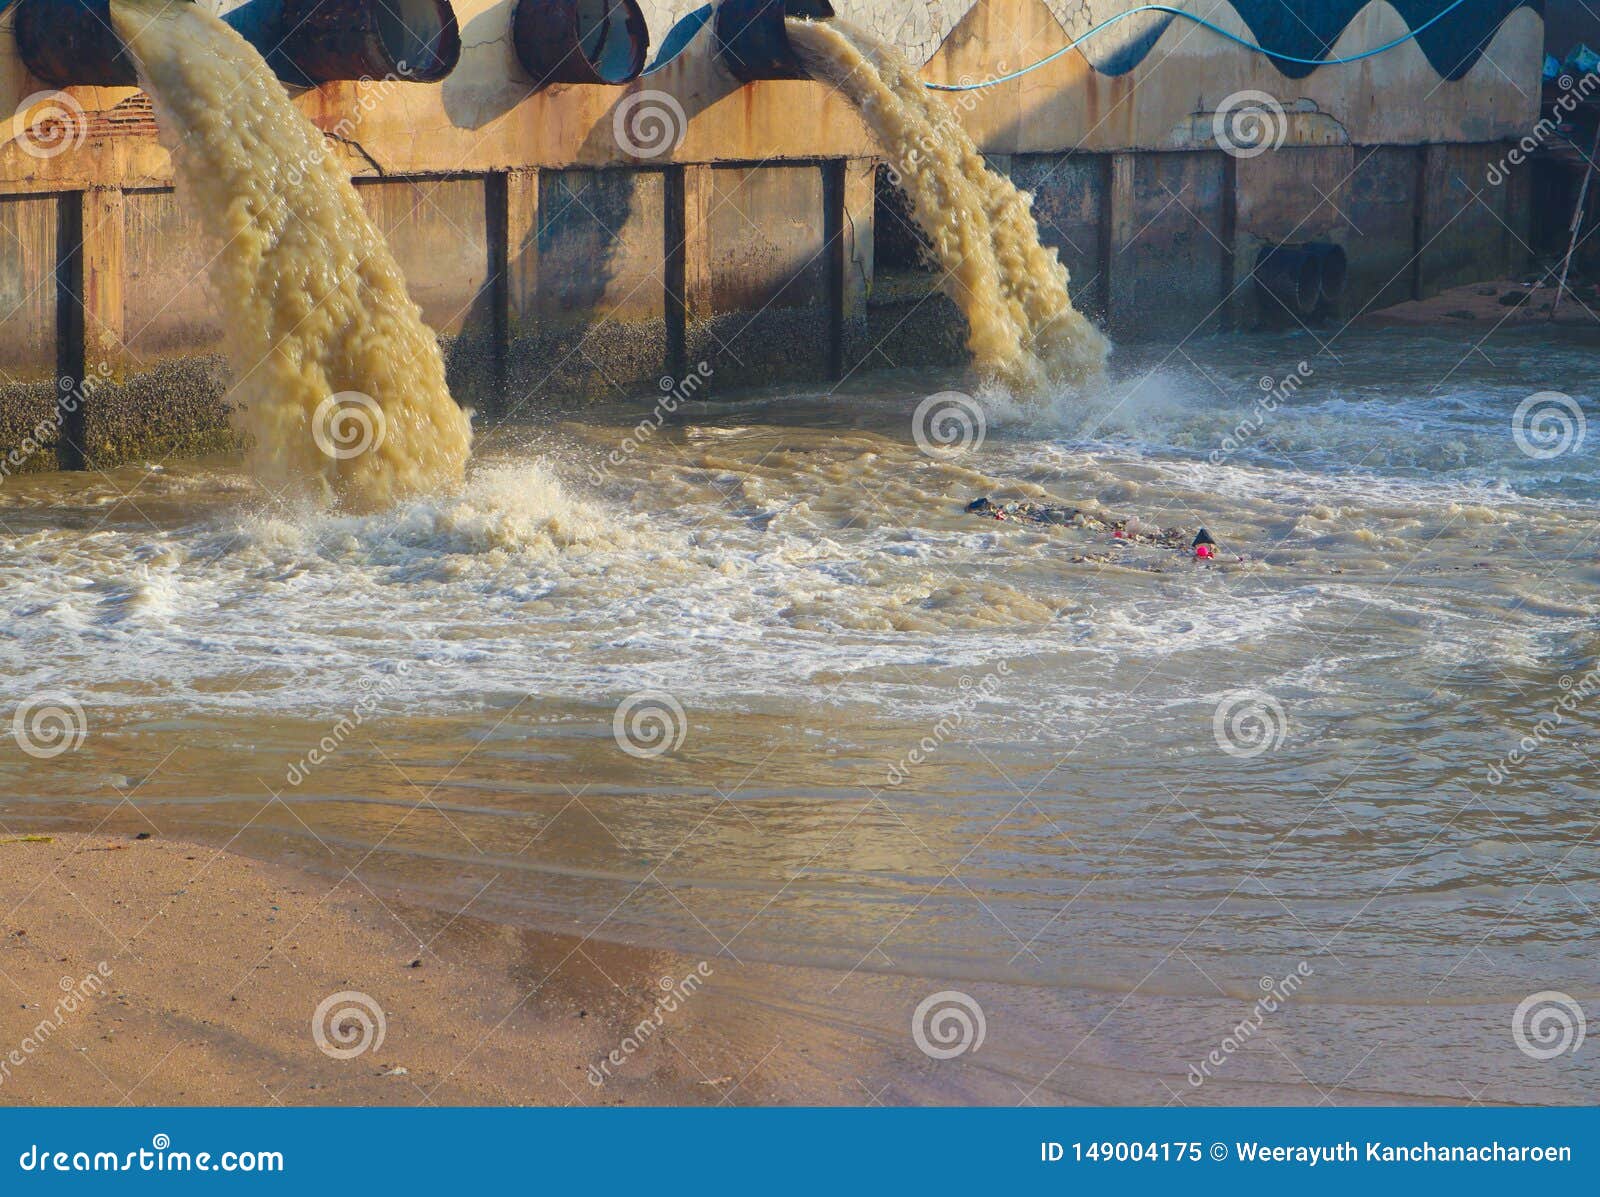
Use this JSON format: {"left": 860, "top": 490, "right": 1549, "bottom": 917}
{"left": 1254, "top": 244, "right": 1324, "bottom": 320}
{"left": 15, "top": 0, "right": 158, "bottom": 87}
{"left": 513, "top": 0, "right": 649, "bottom": 88}
{"left": 713, "top": 0, "right": 834, "bottom": 83}
{"left": 15, "top": 0, "right": 461, "bottom": 89}
{"left": 267, "top": 0, "right": 462, "bottom": 84}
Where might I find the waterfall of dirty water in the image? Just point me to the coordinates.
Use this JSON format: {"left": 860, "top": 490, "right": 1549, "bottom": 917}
{"left": 787, "top": 18, "right": 1109, "bottom": 394}
{"left": 110, "top": 0, "right": 472, "bottom": 511}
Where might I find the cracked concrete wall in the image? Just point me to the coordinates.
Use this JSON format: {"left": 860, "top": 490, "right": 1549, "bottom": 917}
{"left": 0, "top": 0, "right": 1546, "bottom": 468}
{"left": 0, "top": 0, "right": 1543, "bottom": 188}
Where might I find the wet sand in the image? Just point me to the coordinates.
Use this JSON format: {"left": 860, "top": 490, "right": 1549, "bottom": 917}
{"left": 0, "top": 834, "right": 1031, "bottom": 1106}
{"left": 1358, "top": 277, "right": 1600, "bottom": 329}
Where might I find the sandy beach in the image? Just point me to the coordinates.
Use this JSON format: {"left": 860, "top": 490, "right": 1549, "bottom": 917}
{"left": 0, "top": 833, "right": 1007, "bottom": 1107}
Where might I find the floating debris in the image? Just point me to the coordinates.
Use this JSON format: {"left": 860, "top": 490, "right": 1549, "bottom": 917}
{"left": 965, "top": 497, "right": 1243, "bottom": 569}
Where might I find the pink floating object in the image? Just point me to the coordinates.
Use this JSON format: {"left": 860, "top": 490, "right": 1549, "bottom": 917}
{"left": 1195, "top": 544, "right": 1214, "bottom": 559}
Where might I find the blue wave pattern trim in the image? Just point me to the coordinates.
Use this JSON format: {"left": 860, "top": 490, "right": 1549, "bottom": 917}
{"left": 646, "top": 0, "right": 1540, "bottom": 88}
{"left": 1073, "top": 0, "right": 1540, "bottom": 80}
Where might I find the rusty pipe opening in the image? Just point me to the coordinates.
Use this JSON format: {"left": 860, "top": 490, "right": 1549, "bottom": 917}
{"left": 15, "top": 0, "right": 151, "bottom": 88}
{"left": 13, "top": 0, "right": 461, "bottom": 89}
{"left": 513, "top": 0, "right": 649, "bottom": 88}
{"left": 269, "top": 0, "right": 462, "bottom": 85}
{"left": 712, "top": 0, "right": 833, "bottom": 84}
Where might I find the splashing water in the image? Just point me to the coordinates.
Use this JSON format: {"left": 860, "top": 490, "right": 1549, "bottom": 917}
{"left": 787, "top": 18, "right": 1109, "bottom": 394}
{"left": 110, "top": 0, "right": 473, "bottom": 511}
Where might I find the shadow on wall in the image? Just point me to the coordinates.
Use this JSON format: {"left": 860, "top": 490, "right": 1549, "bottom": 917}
{"left": 443, "top": 0, "right": 535, "bottom": 129}
{"left": 572, "top": 15, "right": 740, "bottom": 162}
{"left": 444, "top": 0, "right": 663, "bottom": 131}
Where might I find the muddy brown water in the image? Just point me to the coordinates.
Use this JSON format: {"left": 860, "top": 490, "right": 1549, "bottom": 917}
{"left": 4, "top": 327, "right": 1598, "bottom": 1102}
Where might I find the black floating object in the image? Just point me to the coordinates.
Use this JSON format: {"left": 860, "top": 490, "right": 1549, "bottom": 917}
{"left": 965, "top": 497, "right": 992, "bottom": 513}
{"left": 1193, "top": 528, "right": 1217, "bottom": 548}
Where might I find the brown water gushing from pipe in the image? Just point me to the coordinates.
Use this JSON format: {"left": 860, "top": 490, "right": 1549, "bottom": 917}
{"left": 110, "top": 0, "right": 472, "bottom": 511}
{"left": 786, "top": 17, "right": 1108, "bottom": 394}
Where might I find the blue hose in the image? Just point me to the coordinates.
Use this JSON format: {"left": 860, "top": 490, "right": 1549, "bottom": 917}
{"left": 923, "top": 0, "right": 1475, "bottom": 91}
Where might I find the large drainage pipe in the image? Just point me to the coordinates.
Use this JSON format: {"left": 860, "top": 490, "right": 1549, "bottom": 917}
{"left": 15, "top": 0, "right": 146, "bottom": 88}
{"left": 276, "top": 0, "right": 460, "bottom": 83}
{"left": 713, "top": 0, "right": 834, "bottom": 83}
{"left": 1303, "top": 241, "right": 1347, "bottom": 310}
{"left": 14, "top": 0, "right": 461, "bottom": 88}
{"left": 230, "top": 0, "right": 461, "bottom": 85}
{"left": 1254, "top": 244, "right": 1322, "bottom": 320}
{"left": 513, "top": 0, "right": 649, "bottom": 88}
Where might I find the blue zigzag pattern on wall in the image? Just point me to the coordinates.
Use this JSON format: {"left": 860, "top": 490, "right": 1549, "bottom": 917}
{"left": 1083, "top": 0, "right": 1542, "bottom": 80}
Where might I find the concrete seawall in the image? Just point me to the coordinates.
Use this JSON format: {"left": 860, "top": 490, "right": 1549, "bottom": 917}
{"left": 0, "top": 0, "right": 1543, "bottom": 471}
